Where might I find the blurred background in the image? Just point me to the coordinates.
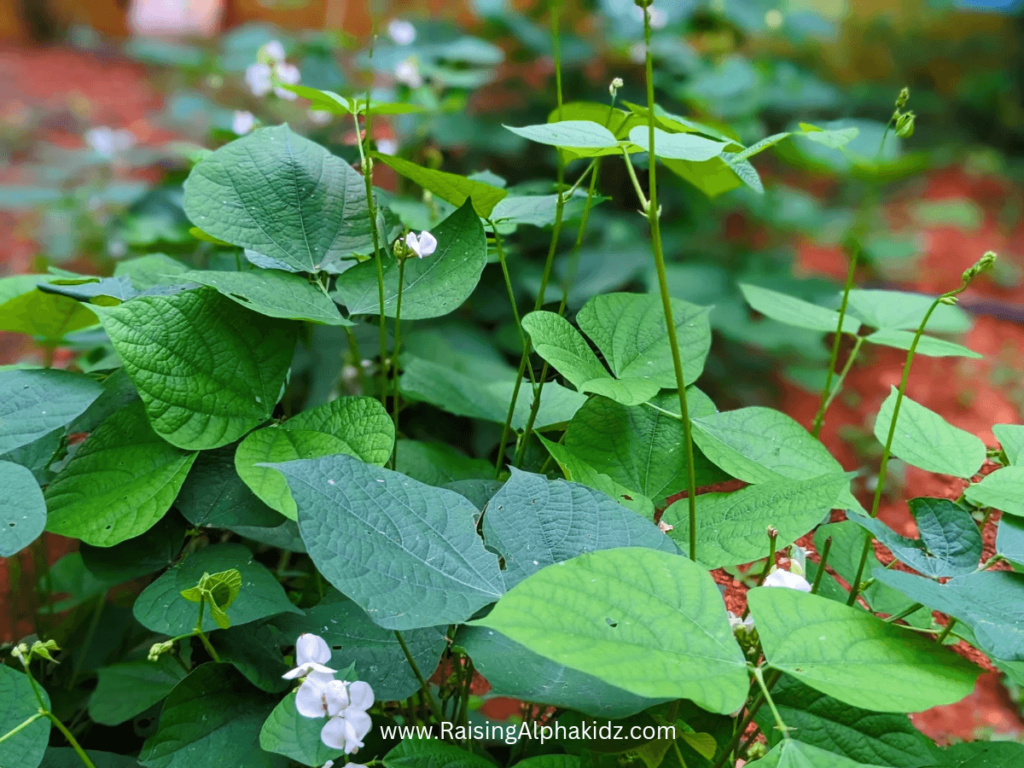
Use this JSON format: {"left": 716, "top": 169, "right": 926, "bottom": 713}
{"left": 1, "top": 0, "right": 1023, "bottom": 746}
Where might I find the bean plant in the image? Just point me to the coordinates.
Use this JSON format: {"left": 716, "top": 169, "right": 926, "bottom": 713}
{"left": 1, "top": 3, "right": 1022, "bottom": 768}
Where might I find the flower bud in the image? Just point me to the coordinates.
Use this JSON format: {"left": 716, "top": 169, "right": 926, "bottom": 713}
{"left": 896, "top": 87, "right": 910, "bottom": 109}
{"left": 634, "top": 0, "right": 654, "bottom": 7}
{"left": 895, "top": 111, "right": 915, "bottom": 139}
{"left": 609, "top": 77, "right": 624, "bottom": 97}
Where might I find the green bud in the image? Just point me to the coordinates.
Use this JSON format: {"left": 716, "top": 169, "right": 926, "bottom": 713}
{"left": 393, "top": 235, "right": 409, "bottom": 260}
{"left": 634, "top": 0, "right": 654, "bottom": 7}
{"left": 148, "top": 640, "right": 175, "bottom": 662}
{"left": 896, "top": 87, "right": 910, "bottom": 109}
{"left": 30, "top": 639, "right": 60, "bottom": 663}
{"left": 895, "top": 111, "right": 915, "bottom": 139}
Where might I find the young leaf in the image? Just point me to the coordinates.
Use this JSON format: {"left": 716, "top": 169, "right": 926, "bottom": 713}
{"left": 849, "top": 498, "right": 982, "bottom": 578}
{"left": 739, "top": 283, "right": 861, "bottom": 335}
{"left": 273, "top": 453, "right": 504, "bottom": 630}
{"left": 471, "top": 548, "right": 749, "bottom": 714}
{"left": 748, "top": 587, "right": 978, "bottom": 712}
{"left": 88, "top": 657, "right": 187, "bottom": 726}
{"left": 139, "top": 663, "right": 288, "bottom": 768}
{"left": 864, "top": 329, "right": 980, "bottom": 359}
{"left": 874, "top": 388, "right": 986, "bottom": 479}
{"left": 965, "top": 467, "right": 1024, "bottom": 517}
{"left": 0, "top": 461, "right": 46, "bottom": 557}
{"left": 260, "top": 693, "right": 343, "bottom": 766}
{"left": 183, "top": 125, "right": 376, "bottom": 273}
{"left": 235, "top": 396, "right": 394, "bottom": 520}
{"left": 332, "top": 200, "right": 488, "bottom": 319}
{"left": 0, "top": 665, "right": 51, "bottom": 768}
{"left": 97, "top": 288, "right": 297, "bottom": 451}
{"left": 370, "top": 153, "right": 506, "bottom": 218}
{"left": 177, "top": 270, "right": 351, "bottom": 325}
{"left": 133, "top": 543, "right": 300, "bottom": 635}
{"left": 797, "top": 123, "right": 860, "bottom": 149}
{"left": 482, "top": 468, "right": 677, "bottom": 589}
{"left": 44, "top": 402, "right": 198, "bottom": 547}
{"left": 661, "top": 474, "right": 848, "bottom": 569}
{"left": 994, "top": 424, "right": 1024, "bottom": 465}
{"left": 505, "top": 121, "right": 620, "bottom": 149}
{"left": 0, "top": 368, "right": 103, "bottom": 454}
{"left": 627, "top": 126, "right": 728, "bottom": 162}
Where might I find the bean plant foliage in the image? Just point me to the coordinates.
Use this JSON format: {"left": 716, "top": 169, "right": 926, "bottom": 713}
{"left": 1, "top": 3, "right": 1021, "bottom": 768}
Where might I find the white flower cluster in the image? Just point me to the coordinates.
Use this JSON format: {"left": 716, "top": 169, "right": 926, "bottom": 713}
{"left": 246, "top": 40, "right": 301, "bottom": 100}
{"left": 283, "top": 633, "right": 374, "bottom": 756}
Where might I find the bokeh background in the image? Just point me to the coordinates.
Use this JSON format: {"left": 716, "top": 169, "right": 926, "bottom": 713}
{"left": 2, "top": 0, "right": 1023, "bottom": 748}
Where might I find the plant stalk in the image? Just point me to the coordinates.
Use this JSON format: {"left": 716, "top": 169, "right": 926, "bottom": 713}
{"left": 391, "top": 257, "right": 407, "bottom": 469}
{"left": 812, "top": 244, "right": 860, "bottom": 439}
{"left": 394, "top": 631, "right": 443, "bottom": 722}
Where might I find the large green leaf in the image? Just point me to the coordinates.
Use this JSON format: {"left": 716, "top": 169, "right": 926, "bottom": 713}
{"left": 874, "top": 389, "right": 986, "bottom": 479}
{"left": 849, "top": 498, "right": 982, "bottom": 578}
{"left": 456, "top": 625, "right": 668, "bottom": 719}
{"left": 79, "top": 514, "right": 187, "bottom": 583}
{"left": 748, "top": 587, "right": 978, "bottom": 712}
{"left": 928, "top": 742, "right": 1024, "bottom": 768}
{"left": 965, "top": 467, "right": 1024, "bottom": 517}
{"left": 739, "top": 283, "right": 860, "bottom": 335}
{"left": 0, "top": 276, "right": 98, "bottom": 341}
{"left": 275, "top": 453, "right": 503, "bottom": 630}
{"left": 183, "top": 125, "right": 374, "bottom": 273}
{"left": 273, "top": 589, "right": 446, "bottom": 700}
{"left": 394, "top": 440, "right": 492, "bottom": 487}
{"left": 89, "top": 657, "right": 187, "bottom": 726}
{"left": 994, "top": 424, "right": 1024, "bottom": 465}
{"left": 751, "top": 740, "right": 889, "bottom": 768}
{"left": 175, "top": 446, "right": 284, "bottom": 530}
{"left": 235, "top": 396, "right": 393, "bottom": 519}
{"left": 864, "top": 330, "right": 980, "bottom": 360}
{"left": 39, "top": 749, "right": 141, "bottom": 768}
{"left": 627, "top": 126, "right": 728, "bottom": 162}
{"left": 506, "top": 121, "right": 620, "bottom": 149}
{"left": 384, "top": 737, "right": 496, "bottom": 768}
{"left": 563, "top": 392, "right": 724, "bottom": 506}
{"left": 177, "top": 270, "right": 350, "bottom": 325}
{"left": 133, "top": 543, "right": 300, "bottom": 635}
{"left": 846, "top": 290, "right": 971, "bottom": 334}
{"left": 0, "top": 664, "right": 50, "bottom": 768}
{"left": 997, "top": 516, "right": 1024, "bottom": 565}
{"left": 139, "top": 663, "right": 288, "bottom": 768}
{"left": 471, "top": 548, "right": 748, "bottom": 714}
{"left": 661, "top": 474, "right": 847, "bottom": 568}
{"left": 872, "top": 569, "right": 1024, "bottom": 662}
{"left": 370, "top": 153, "right": 506, "bottom": 218}
{"left": 0, "top": 369, "right": 103, "bottom": 454}
{"left": 332, "top": 200, "right": 487, "bottom": 319}
{"left": 44, "top": 402, "right": 197, "bottom": 547}
{"left": 482, "top": 469, "right": 677, "bottom": 588}
{"left": 752, "top": 675, "right": 940, "bottom": 768}
{"left": 97, "top": 288, "right": 297, "bottom": 450}
{"left": 0, "top": 461, "right": 46, "bottom": 557}
{"left": 259, "top": 694, "right": 343, "bottom": 766}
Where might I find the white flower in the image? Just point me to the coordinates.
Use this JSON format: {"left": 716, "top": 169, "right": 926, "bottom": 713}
{"left": 273, "top": 62, "right": 301, "bottom": 99}
{"left": 246, "top": 62, "right": 273, "bottom": 97}
{"left": 636, "top": 6, "right": 667, "bottom": 29}
{"left": 295, "top": 670, "right": 335, "bottom": 718}
{"left": 86, "top": 127, "right": 136, "bottom": 158}
{"left": 309, "top": 109, "right": 332, "bottom": 126}
{"left": 232, "top": 110, "right": 256, "bottom": 135}
{"left": 347, "top": 680, "right": 375, "bottom": 711}
{"left": 388, "top": 19, "right": 417, "bottom": 46}
{"left": 324, "top": 679, "right": 351, "bottom": 716}
{"left": 395, "top": 57, "right": 422, "bottom": 88}
{"left": 727, "top": 610, "right": 756, "bottom": 633}
{"left": 405, "top": 231, "right": 437, "bottom": 259}
{"left": 763, "top": 568, "right": 812, "bottom": 592}
{"left": 283, "top": 633, "right": 335, "bottom": 680}
{"left": 262, "top": 40, "right": 286, "bottom": 63}
{"left": 321, "top": 709, "right": 372, "bottom": 754}
{"left": 376, "top": 138, "right": 398, "bottom": 156}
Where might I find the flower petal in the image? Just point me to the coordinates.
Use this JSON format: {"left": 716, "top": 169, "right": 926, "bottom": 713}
{"left": 405, "top": 232, "right": 421, "bottom": 258}
{"left": 296, "top": 633, "right": 332, "bottom": 666}
{"left": 343, "top": 708, "right": 372, "bottom": 741}
{"left": 295, "top": 679, "right": 328, "bottom": 718}
{"left": 348, "top": 681, "right": 375, "bottom": 711}
{"left": 325, "top": 679, "right": 350, "bottom": 717}
{"left": 321, "top": 716, "right": 349, "bottom": 750}
{"left": 416, "top": 231, "right": 437, "bottom": 258}
{"left": 763, "top": 568, "right": 811, "bottom": 592}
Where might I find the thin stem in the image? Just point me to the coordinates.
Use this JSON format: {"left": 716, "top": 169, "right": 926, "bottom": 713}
{"left": 884, "top": 602, "right": 924, "bottom": 623}
{"left": 848, "top": 298, "right": 942, "bottom": 606}
{"left": 817, "top": 336, "right": 864, "bottom": 425}
{"left": 47, "top": 712, "right": 98, "bottom": 768}
{"left": 394, "top": 631, "right": 443, "bottom": 722}
{"left": 937, "top": 618, "right": 958, "bottom": 643}
{"left": 621, "top": 148, "right": 649, "bottom": 210}
{"left": 193, "top": 600, "right": 222, "bottom": 662}
{"left": 344, "top": 326, "right": 367, "bottom": 395}
{"left": 0, "top": 712, "right": 45, "bottom": 746}
{"left": 391, "top": 258, "right": 407, "bottom": 469}
{"left": 756, "top": 531, "right": 779, "bottom": 587}
{"left": 812, "top": 246, "right": 859, "bottom": 438}
{"left": 752, "top": 667, "right": 789, "bottom": 739}
{"left": 710, "top": 669, "right": 783, "bottom": 768}
{"left": 641, "top": 7, "right": 698, "bottom": 561}
{"left": 810, "top": 537, "right": 832, "bottom": 594}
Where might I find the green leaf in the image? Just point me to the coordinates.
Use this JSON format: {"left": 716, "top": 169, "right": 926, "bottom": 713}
{"left": 874, "top": 388, "right": 986, "bottom": 479}
{"left": 994, "top": 424, "right": 1024, "bottom": 465}
{"left": 627, "top": 126, "right": 728, "bottom": 162}
{"left": 0, "top": 461, "right": 46, "bottom": 557}
{"left": 80, "top": 514, "right": 187, "bottom": 583}
{"left": 89, "top": 657, "right": 187, "bottom": 726}
{"left": 0, "top": 664, "right": 50, "bottom": 768}
{"left": 965, "top": 467, "right": 1024, "bottom": 516}
{"left": 97, "top": 288, "right": 297, "bottom": 450}
{"left": 175, "top": 446, "right": 284, "bottom": 530}
{"left": 929, "top": 742, "right": 1024, "bottom": 768}
{"left": 114, "top": 254, "right": 192, "bottom": 291}
{"left": 39, "top": 749, "right": 141, "bottom": 768}
{"left": 563, "top": 392, "right": 725, "bottom": 506}
{"left": 482, "top": 468, "right": 677, "bottom": 588}
{"left": 471, "top": 548, "right": 748, "bottom": 714}
{"left": 739, "top": 284, "right": 861, "bottom": 335}
{"left": 849, "top": 498, "right": 982, "bottom": 578}
{"left": 275, "top": 453, "right": 503, "bottom": 630}
{"left": 210, "top": 619, "right": 290, "bottom": 693}
{"left": 177, "top": 270, "right": 350, "bottom": 325}
{"left": 997, "top": 516, "right": 1024, "bottom": 564}
{"left": 506, "top": 121, "right": 620, "bottom": 149}
{"left": 864, "top": 330, "right": 981, "bottom": 359}
{"left": 872, "top": 569, "right": 1024, "bottom": 662}
{"left": 385, "top": 737, "right": 496, "bottom": 768}
{"left": 332, "top": 200, "right": 487, "bottom": 319}
{"left": 235, "top": 396, "right": 393, "bottom": 519}
{"left": 370, "top": 153, "right": 506, "bottom": 218}
{"left": 456, "top": 625, "right": 666, "bottom": 719}
{"left": 748, "top": 587, "right": 978, "bottom": 712}
{"left": 733, "top": 132, "right": 793, "bottom": 161}
{"left": 0, "top": 369, "right": 103, "bottom": 454}
{"left": 139, "top": 663, "right": 288, "bottom": 768}
{"left": 183, "top": 125, "right": 375, "bottom": 273}
{"left": 662, "top": 474, "right": 848, "bottom": 569}
{"left": 752, "top": 675, "right": 940, "bottom": 768}
{"left": 44, "top": 402, "right": 198, "bottom": 547}
{"left": 395, "top": 440, "right": 492, "bottom": 487}
{"left": 797, "top": 123, "right": 860, "bottom": 149}
{"left": 273, "top": 589, "right": 446, "bottom": 700}
{"left": 0, "top": 276, "right": 98, "bottom": 340}
{"left": 751, "top": 740, "right": 888, "bottom": 768}
{"left": 259, "top": 694, "right": 343, "bottom": 766}
{"left": 847, "top": 290, "right": 971, "bottom": 334}
{"left": 662, "top": 156, "right": 744, "bottom": 198}
{"left": 133, "top": 543, "right": 300, "bottom": 635}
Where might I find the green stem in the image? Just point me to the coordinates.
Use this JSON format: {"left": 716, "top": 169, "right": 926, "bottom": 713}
{"left": 0, "top": 712, "right": 45, "bottom": 746}
{"left": 884, "top": 602, "right": 923, "bottom": 623}
{"left": 47, "top": 712, "right": 98, "bottom": 768}
{"left": 622, "top": 147, "right": 649, "bottom": 210}
{"left": 752, "top": 667, "right": 789, "bottom": 739}
{"left": 848, "top": 297, "right": 942, "bottom": 606}
{"left": 937, "top": 618, "right": 958, "bottom": 643}
{"left": 640, "top": 7, "right": 698, "bottom": 561}
{"left": 394, "top": 631, "right": 443, "bottom": 723}
{"left": 391, "top": 258, "right": 407, "bottom": 469}
{"left": 812, "top": 247, "right": 860, "bottom": 438}
{"left": 810, "top": 536, "right": 832, "bottom": 594}
{"left": 344, "top": 326, "right": 367, "bottom": 395}
{"left": 710, "top": 668, "right": 783, "bottom": 768}
{"left": 194, "top": 600, "right": 221, "bottom": 662}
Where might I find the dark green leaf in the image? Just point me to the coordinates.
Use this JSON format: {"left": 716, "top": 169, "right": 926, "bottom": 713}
{"left": 370, "top": 154, "right": 506, "bottom": 218}
{"left": 177, "top": 270, "right": 351, "bottom": 325}
{"left": 89, "top": 657, "right": 187, "bottom": 726}
{"left": 0, "top": 664, "right": 50, "bottom": 768}
{"left": 0, "top": 368, "right": 102, "bottom": 454}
